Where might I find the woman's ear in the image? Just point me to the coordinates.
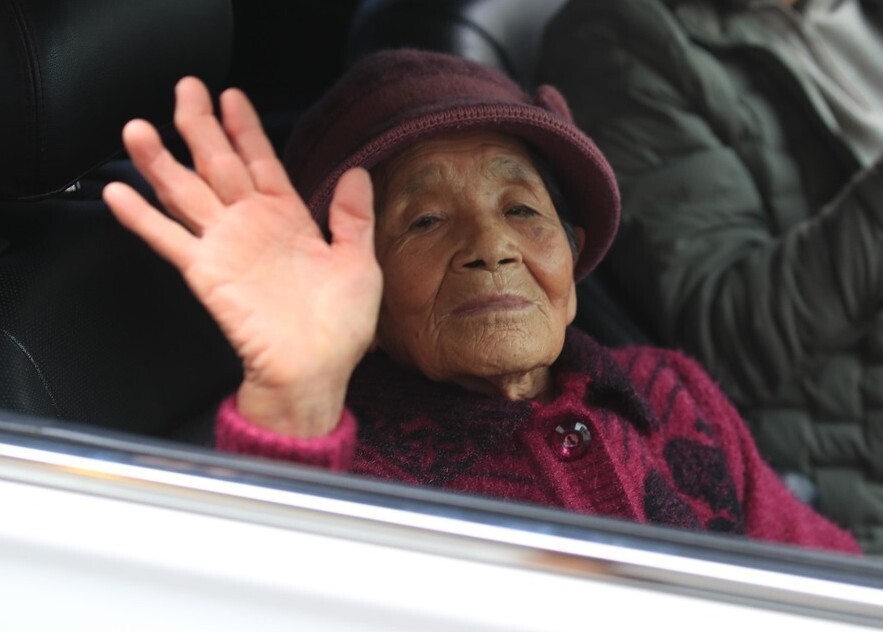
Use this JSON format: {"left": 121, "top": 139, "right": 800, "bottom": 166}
{"left": 573, "top": 226, "right": 586, "bottom": 266}
{"left": 566, "top": 227, "right": 585, "bottom": 325}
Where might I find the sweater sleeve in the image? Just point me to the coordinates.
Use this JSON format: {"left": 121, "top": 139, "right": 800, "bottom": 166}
{"left": 214, "top": 395, "right": 357, "bottom": 471}
{"left": 539, "top": 0, "right": 883, "bottom": 404}
{"left": 665, "top": 352, "right": 862, "bottom": 554}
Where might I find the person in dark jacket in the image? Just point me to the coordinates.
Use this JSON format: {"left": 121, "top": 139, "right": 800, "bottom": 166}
{"left": 539, "top": 0, "right": 883, "bottom": 553}
{"left": 103, "top": 49, "right": 859, "bottom": 553}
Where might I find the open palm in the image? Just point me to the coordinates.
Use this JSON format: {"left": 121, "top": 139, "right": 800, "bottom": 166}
{"left": 104, "top": 77, "right": 382, "bottom": 436}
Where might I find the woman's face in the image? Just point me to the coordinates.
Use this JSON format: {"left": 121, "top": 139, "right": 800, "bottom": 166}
{"left": 372, "top": 130, "right": 582, "bottom": 397}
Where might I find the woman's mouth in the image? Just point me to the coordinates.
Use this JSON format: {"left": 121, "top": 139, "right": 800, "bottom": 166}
{"left": 451, "top": 294, "right": 533, "bottom": 316}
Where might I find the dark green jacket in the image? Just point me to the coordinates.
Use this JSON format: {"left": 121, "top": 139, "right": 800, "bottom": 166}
{"left": 540, "top": 0, "right": 883, "bottom": 552}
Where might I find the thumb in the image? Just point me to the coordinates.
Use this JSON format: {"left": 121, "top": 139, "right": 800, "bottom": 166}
{"left": 328, "top": 167, "right": 375, "bottom": 253}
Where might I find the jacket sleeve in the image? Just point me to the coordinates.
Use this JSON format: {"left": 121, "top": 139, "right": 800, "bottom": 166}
{"left": 214, "top": 395, "right": 357, "bottom": 471}
{"left": 665, "top": 351, "right": 862, "bottom": 553}
{"left": 539, "top": 0, "right": 883, "bottom": 403}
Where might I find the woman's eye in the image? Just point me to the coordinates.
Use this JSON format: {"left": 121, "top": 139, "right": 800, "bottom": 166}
{"left": 408, "top": 215, "right": 440, "bottom": 231}
{"left": 506, "top": 204, "right": 539, "bottom": 218}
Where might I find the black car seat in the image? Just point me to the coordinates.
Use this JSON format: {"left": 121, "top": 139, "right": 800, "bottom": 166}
{"left": 346, "top": 0, "right": 657, "bottom": 347}
{"left": 347, "top": 0, "right": 568, "bottom": 88}
{"left": 0, "top": 0, "right": 241, "bottom": 440}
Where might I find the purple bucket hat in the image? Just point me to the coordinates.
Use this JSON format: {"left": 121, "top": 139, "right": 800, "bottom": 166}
{"left": 283, "top": 48, "right": 620, "bottom": 279}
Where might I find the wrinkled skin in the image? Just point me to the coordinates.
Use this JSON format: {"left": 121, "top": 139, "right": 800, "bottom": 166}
{"left": 373, "top": 132, "right": 583, "bottom": 400}
{"left": 104, "top": 77, "right": 581, "bottom": 438}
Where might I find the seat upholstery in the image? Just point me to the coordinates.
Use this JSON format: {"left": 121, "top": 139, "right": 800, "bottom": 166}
{"left": 0, "top": 0, "right": 242, "bottom": 437}
{"left": 0, "top": 0, "right": 233, "bottom": 199}
{"left": 348, "top": 0, "right": 568, "bottom": 88}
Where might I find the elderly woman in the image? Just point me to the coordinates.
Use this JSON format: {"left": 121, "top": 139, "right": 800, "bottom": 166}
{"left": 103, "top": 49, "right": 858, "bottom": 553}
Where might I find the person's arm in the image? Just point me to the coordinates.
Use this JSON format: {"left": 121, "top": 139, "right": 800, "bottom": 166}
{"left": 103, "top": 77, "right": 383, "bottom": 441}
{"left": 215, "top": 395, "right": 357, "bottom": 470}
{"left": 540, "top": 0, "right": 883, "bottom": 403}
{"left": 665, "top": 351, "right": 861, "bottom": 553}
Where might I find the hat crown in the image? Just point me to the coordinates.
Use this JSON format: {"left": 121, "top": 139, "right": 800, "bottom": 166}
{"left": 284, "top": 49, "right": 538, "bottom": 203}
{"left": 282, "top": 48, "right": 620, "bottom": 279}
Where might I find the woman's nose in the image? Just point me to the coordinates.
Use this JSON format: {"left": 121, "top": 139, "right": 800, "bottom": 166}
{"left": 452, "top": 215, "right": 522, "bottom": 271}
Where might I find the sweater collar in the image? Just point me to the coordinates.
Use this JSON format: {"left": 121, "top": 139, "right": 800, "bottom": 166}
{"left": 347, "top": 327, "right": 655, "bottom": 435}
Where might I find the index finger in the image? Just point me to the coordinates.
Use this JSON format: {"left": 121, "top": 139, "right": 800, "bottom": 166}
{"left": 103, "top": 181, "right": 196, "bottom": 271}
{"left": 220, "top": 87, "right": 298, "bottom": 197}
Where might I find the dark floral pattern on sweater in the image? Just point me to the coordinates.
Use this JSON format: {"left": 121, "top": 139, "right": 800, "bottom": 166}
{"left": 642, "top": 441, "right": 745, "bottom": 534}
{"left": 643, "top": 468, "right": 701, "bottom": 528}
{"left": 664, "top": 437, "right": 745, "bottom": 533}
{"left": 350, "top": 351, "right": 534, "bottom": 487}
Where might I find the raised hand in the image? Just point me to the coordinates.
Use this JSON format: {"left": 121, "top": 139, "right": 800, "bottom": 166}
{"left": 103, "top": 77, "right": 382, "bottom": 437}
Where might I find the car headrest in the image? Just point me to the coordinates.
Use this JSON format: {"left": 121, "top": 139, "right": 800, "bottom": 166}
{"left": 347, "top": 0, "right": 569, "bottom": 87}
{"left": 0, "top": 0, "right": 233, "bottom": 200}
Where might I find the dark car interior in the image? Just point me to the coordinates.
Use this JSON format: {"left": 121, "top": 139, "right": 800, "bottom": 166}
{"left": 0, "top": 0, "right": 653, "bottom": 444}
{"left": 1, "top": 0, "right": 242, "bottom": 441}
{"left": 4, "top": 3, "right": 883, "bottom": 622}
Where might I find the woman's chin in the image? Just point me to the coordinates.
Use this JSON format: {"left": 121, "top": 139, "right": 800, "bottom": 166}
{"left": 379, "top": 316, "right": 566, "bottom": 389}
{"left": 427, "top": 334, "right": 562, "bottom": 382}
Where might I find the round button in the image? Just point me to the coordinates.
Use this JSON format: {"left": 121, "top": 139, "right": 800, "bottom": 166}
{"left": 549, "top": 420, "right": 591, "bottom": 461}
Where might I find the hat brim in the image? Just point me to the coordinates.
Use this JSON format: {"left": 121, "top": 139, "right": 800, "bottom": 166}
{"left": 306, "top": 103, "right": 620, "bottom": 280}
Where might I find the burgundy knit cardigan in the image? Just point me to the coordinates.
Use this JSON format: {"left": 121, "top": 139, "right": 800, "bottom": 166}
{"left": 217, "top": 328, "right": 860, "bottom": 554}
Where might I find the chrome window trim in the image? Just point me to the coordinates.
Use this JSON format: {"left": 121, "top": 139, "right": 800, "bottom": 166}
{"left": 0, "top": 416, "right": 881, "bottom": 628}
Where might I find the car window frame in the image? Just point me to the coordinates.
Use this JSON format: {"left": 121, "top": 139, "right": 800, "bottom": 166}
{"left": 1, "top": 409, "right": 881, "bottom": 628}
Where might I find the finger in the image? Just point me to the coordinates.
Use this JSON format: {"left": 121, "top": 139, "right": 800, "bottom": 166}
{"left": 173, "top": 76, "right": 254, "bottom": 204}
{"left": 103, "top": 181, "right": 196, "bottom": 271}
{"left": 328, "top": 168, "right": 376, "bottom": 255}
{"left": 220, "top": 87, "right": 297, "bottom": 197}
{"left": 122, "top": 119, "right": 219, "bottom": 233}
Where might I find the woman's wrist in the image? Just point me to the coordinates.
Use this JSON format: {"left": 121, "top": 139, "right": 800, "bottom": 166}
{"left": 235, "top": 372, "right": 349, "bottom": 438}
